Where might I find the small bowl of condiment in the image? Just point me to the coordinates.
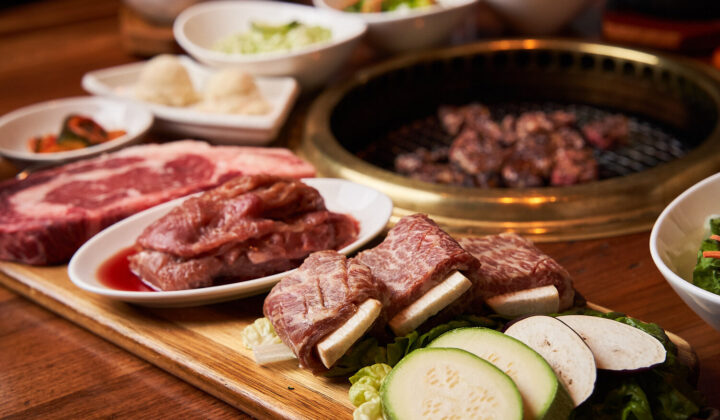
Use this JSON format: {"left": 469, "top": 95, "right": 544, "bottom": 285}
{"left": 650, "top": 171, "right": 720, "bottom": 332}
{"left": 0, "top": 96, "right": 153, "bottom": 164}
{"left": 173, "top": 1, "right": 367, "bottom": 89}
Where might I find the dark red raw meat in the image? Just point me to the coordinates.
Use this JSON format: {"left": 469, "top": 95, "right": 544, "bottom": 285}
{"left": 129, "top": 175, "right": 359, "bottom": 291}
{"left": 0, "top": 140, "right": 315, "bottom": 265}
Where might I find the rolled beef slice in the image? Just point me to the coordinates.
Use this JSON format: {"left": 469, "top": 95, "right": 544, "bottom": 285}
{"left": 129, "top": 175, "right": 358, "bottom": 291}
{"left": 263, "top": 250, "right": 386, "bottom": 371}
{"left": 354, "top": 213, "right": 482, "bottom": 320}
{"left": 458, "top": 233, "right": 575, "bottom": 310}
{"left": 0, "top": 140, "right": 315, "bottom": 265}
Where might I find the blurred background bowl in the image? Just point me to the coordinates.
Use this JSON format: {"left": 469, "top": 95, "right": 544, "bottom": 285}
{"left": 173, "top": 1, "right": 367, "bottom": 90}
{"left": 313, "top": 0, "right": 478, "bottom": 53}
{"left": 650, "top": 172, "right": 720, "bottom": 332}
{"left": 484, "top": 0, "right": 590, "bottom": 35}
{"left": 0, "top": 96, "right": 153, "bottom": 165}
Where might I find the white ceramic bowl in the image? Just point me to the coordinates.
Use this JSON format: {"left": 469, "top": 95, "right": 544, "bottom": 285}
{"left": 650, "top": 172, "right": 720, "bottom": 332}
{"left": 484, "top": 0, "right": 589, "bottom": 35}
{"left": 0, "top": 96, "right": 153, "bottom": 164}
{"left": 173, "top": 1, "right": 367, "bottom": 89}
{"left": 313, "top": 0, "right": 478, "bottom": 53}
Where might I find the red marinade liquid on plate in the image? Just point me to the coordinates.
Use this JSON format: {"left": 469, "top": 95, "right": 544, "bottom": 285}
{"left": 97, "top": 247, "right": 154, "bottom": 292}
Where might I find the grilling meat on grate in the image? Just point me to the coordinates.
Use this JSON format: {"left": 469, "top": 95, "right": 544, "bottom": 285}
{"left": 129, "top": 175, "right": 359, "bottom": 291}
{"left": 394, "top": 104, "right": 629, "bottom": 188}
{"left": 354, "top": 213, "right": 484, "bottom": 336}
{"left": 264, "top": 250, "right": 386, "bottom": 371}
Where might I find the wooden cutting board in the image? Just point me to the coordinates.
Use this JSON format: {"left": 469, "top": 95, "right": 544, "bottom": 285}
{"left": 0, "top": 261, "right": 697, "bottom": 419}
{"left": 0, "top": 262, "right": 354, "bottom": 420}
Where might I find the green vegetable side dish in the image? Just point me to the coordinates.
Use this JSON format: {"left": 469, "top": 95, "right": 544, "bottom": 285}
{"left": 692, "top": 217, "right": 720, "bottom": 295}
{"left": 212, "top": 21, "right": 332, "bottom": 55}
{"left": 344, "top": 0, "right": 436, "bottom": 13}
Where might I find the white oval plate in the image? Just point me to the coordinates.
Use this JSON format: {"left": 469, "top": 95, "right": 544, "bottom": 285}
{"left": 0, "top": 96, "right": 153, "bottom": 163}
{"left": 81, "top": 56, "right": 299, "bottom": 144}
{"left": 68, "top": 178, "right": 393, "bottom": 307}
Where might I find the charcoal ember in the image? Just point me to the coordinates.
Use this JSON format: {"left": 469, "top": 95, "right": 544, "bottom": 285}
{"left": 550, "top": 148, "right": 598, "bottom": 186}
{"left": 582, "top": 115, "right": 630, "bottom": 149}
{"left": 448, "top": 128, "right": 506, "bottom": 175}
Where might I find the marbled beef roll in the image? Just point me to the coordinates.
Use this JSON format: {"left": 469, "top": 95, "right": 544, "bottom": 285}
{"left": 354, "top": 214, "right": 483, "bottom": 336}
{"left": 459, "top": 233, "right": 575, "bottom": 310}
{"left": 263, "top": 251, "right": 386, "bottom": 371}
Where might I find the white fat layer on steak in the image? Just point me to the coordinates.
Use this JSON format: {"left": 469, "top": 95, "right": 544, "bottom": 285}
{"left": 317, "top": 298, "right": 383, "bottom": 369}
{"left": 389, "top": 271, "right": 472, "bottom": 336}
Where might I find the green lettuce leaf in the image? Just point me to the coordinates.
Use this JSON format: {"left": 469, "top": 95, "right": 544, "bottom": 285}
{"left": 692, "top": 218, "right": 720, "bottom": 294}
{"left": 348, "top": 363, "right": 392, "bottom": 420}
{"left": 240, "top": 317, "right": 282, "bottom": 349}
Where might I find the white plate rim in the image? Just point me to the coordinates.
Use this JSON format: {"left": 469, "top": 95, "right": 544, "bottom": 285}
{"left": 67, "top": 178, "right": 393, "bottom": 306}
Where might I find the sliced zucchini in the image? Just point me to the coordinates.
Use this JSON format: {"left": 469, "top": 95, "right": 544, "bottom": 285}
{"left": 381, "top": 347, "right": 523, "bottom": 420}
{"left": 429, "top": 327, "right": 573, "bottom": 420}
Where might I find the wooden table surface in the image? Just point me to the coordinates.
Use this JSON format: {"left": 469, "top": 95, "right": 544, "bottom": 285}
{"left": 0, "top": 0, "right": 718, "bottom": 418}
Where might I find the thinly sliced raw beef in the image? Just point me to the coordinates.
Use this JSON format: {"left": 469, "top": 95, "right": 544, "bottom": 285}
{"left": 0, "top": 140, "right": 315, "bottom": 265}
{"left": 129, "top": 175, "right": 359, "bottom": 291}
{"left": 458, "top": 233, "right": 575, "bottom": 310}
{"left": 354, "top": 213, "right": 482, "bottom": 319}
{"left": 264, "top": 251, "right": 386, "bottom": 371}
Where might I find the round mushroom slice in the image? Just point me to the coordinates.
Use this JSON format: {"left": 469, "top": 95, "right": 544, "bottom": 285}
{"left": 557, "top": 315, "right": 666, "bottom": 371}
{"left": 505, "top": 315, "right": 596, "bottom": 407}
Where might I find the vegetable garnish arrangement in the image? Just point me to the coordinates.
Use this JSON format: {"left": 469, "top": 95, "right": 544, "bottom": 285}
{"left": 240, "top": 214, "right": 713, "bottom": 419}
{"left": 28, "top": 114, "right": 125, "bottom": 153}
{"left": 693, "top": 217, "right": 720, "bottom": 295}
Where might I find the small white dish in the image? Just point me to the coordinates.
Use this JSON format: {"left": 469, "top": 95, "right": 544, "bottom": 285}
{"left": 313, "top": 0, "right": 478, "bottom": 53}
{"left": 82, "top": 56, "right": 299, "bottom": 144}
{"left": 68, "top": 178, "right": 393, "bottom": 307}
{"left": 650, "top": 172, "right": 720, "bottom": 332}
{"left": 173, "top": 1, "right": 367, "bottom": 89}
{"left": 0, "top": 96, "right": 152, "bottom": 163}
